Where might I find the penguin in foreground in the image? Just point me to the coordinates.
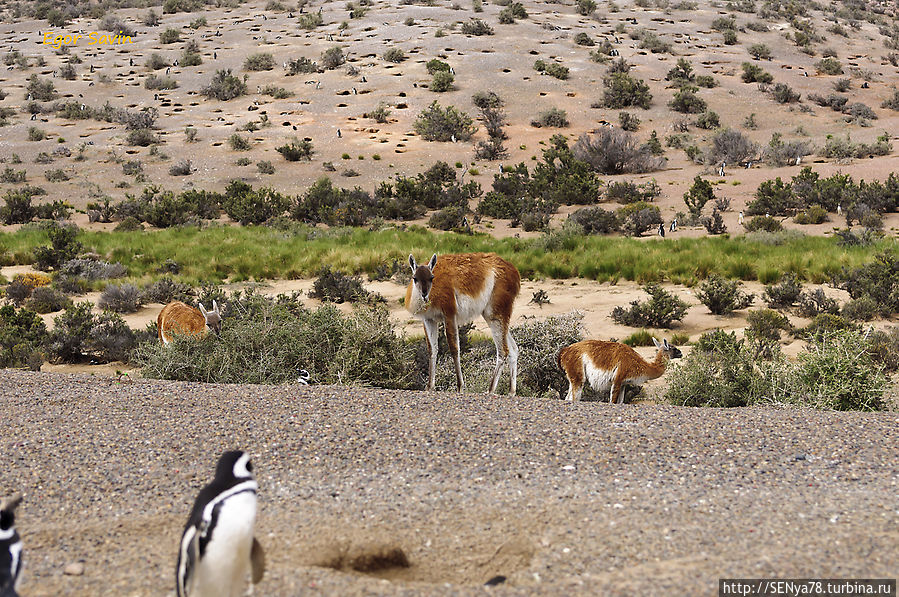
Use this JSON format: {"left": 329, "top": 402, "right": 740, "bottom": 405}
{"left": 176, "top": 451, "right": 265, "bottom": 597}
{"left": 0, "top": 495, "right": 23, "bottom": 597}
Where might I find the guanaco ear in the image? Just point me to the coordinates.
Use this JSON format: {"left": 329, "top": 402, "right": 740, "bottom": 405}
{"left": 212, "top": 299, "right": 220, "bottom": 315}
{"left": 198, "top": 302, "right": 208, "bottom": 317}
{"left": 428, "top": 253, "right": 437, "bottom": 271}
{"left": 663, "top": 339, "right": 671, "bottom": 349}
{"left": 408, "top": 254, "right": 417, "bottom": 272}
{"left": 652, "top": 337, "right": 661, "bottom": 348}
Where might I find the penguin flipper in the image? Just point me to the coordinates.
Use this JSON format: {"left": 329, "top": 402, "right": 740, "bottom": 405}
{"left": 250, "top": 537, "right": 265, "bottom": 584}
{"left": 176, "top": 525, "right": 200, "bottom": 597}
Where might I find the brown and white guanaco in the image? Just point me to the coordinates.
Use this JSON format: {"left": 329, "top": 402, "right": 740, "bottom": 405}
{"left": 406, "top": 252, "right": 520, "bottom": 395}
{"left": 558, "top": 337, "right": 682, "bottom": 403}
{"left": 157, "top": 300, "right": 222, "bottom": 344}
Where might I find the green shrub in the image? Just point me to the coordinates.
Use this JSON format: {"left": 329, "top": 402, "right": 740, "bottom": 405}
{"left": 815, "top": 57, "right": 842, "bottom": 75}
{"left": 413, "top": 101, "right": 477, "bottom": 142}
{"left": 310, "top": 266, "right": 384, "bottom": 304}
{"left": 244, "top": 52, "right": 275, "bottom": 71}
{"left": 137, "top": 294, "right": 415, "bottom": 388}
{"left": 23, "top": 286, "right": 71, "bottom": 314}
{"left": 383, "top": 48, "right": 405, "bottom": 63}
{"left": 48, "top": 302, "right": 136, "bottom": 363}
{"left": 748, "top": 43, "right": 772, "bottom": 60}
{"left": 426, "top": 59, "right": 451, "bottom": 74}
{"left": 576, "top": 0, "right": 596, "bottom": 15}
{"left": 477, "top": 192, "right": 521, "bottom": 219}
{"left": 567, "top": 206, "right": 618, "bottom": 234}
{"left": 743, "top": 215, "right": 783, "bottom": 232}
{"left": 0, "top": 305, "right": 48, "bottom": 371}
{"left": 430, "top": 70, "right": 455, "bottom": 92}
{"left": 461, "top": 18, "right": 493, "bottom": 35}
{"left": 321, "top": 47, "right": 346, "bottom": 69}
{"left": 665, "top": 330, "right": 784, "bottom": 407}
{"left": 789, "top": 330, "right": 887, "bottom": 411}
{"left": 771, "top": 82, "right": 800, "bottom": 103}
{"left": 146, "top": 53, "right": 170, "bottom": 70}
{"left": 228, "top": 134, "right": 251, "bottom": 151}
{"left": 573, "top": 129, "right": 665, "bottom": 175}
{"left": 285, "top": 57, "right": 318, "bottom": 75}
{"left": 141, "top": 277, "right": 194, "bottom": 304}
{"left": 695, "top": 110, "right": 719, "bottom": 129}
{"left": 26, "top": 75, "right": 57, "bottom": 101}
{"left": 833, "top": 252, "right": 899, "bottom": 317}
{"left": 683, "top": 176, "right": 714, "bottom": 217}
{"left": 741, "top": 62, "right": 773, "bottom": 83}
{"left": 2, "top": 189, "right": 37, "bottom": 224}
{"left": 745, "top": 308, "right": 792, "bottom": 357}
{"left": 697, "top": 275, "right": 754, "bottom": 314}
{"left": 202, "top": 69, "right": 247, "bottom": 100}
{"left": 763, "top": 272, "right": 803, "bottom": 308}
{"left": 747, "top": 177, "right": 795, "bottom": 215}
{"left": 159, "top": 28, "right": 181, "bottom": 44}
{"left": 616, "top": 202, "right": 662, "bottom": 237}
{"left": 222, "top": 182, "right": 290, "bottom": 225}
{"left": 33, "top": 223, "right": 83, "bottom": 271}
{"left": 793, "top": 205, "right": 827, "bottom": 224}
{"left": 668, "top": 86, "right": 707, "bottom": 113}
{"left": 145, "top": 74, "right": 178, "bottom": 90}
{"left": 795, "top": 288, "right": 839, "bottom": 318}
{"left": 126, "top": 128, "right": 160, "bottom": 146}
{"left": 276, "top": 139, "right": 314, "bottom": 161}
{"left": 611, "top": 284, "right": 688, "bottom": 328}
{"left": 695, "top": 74, "right": 717, "bottom": 88}
{"left": 428, "top": 205, "right": 466, "bottom": 231}
{"left": 531, "top": 107, "right": 568, "bottom": 128}
{"left": 602, "top": 72, "right": 652, "bottom": 109}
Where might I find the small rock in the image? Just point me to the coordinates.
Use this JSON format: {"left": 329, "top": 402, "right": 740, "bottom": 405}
{"left": 795, "top": 454, "right": 806, "bottom": 461}
{"left": 64, "top": 562, "right": 85, "bottom": 576}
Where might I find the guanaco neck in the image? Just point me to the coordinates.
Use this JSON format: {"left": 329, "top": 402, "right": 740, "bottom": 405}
{"left": 646, "top": 350, "right": 670, "bottom": 379}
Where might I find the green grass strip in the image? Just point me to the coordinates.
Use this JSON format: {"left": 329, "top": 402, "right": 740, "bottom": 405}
{"left": 0, "top": 224, "right": 893, "bottom": 285}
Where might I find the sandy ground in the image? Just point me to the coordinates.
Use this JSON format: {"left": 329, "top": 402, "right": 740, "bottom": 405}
{"left": 2, "top": 370, "right": 897, "bottom": 596}
{"left": 0, "top": 0, "right": 898, "bottom": 236}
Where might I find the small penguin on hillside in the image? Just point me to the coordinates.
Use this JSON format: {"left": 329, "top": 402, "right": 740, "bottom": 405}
{"left": 176, "top": 451, "right": 265, "bottom": 597}
{"left": 0, "top": 495, "right": 23, "bottom": 597}
{"left": 658, "top": 222, "right": 665, "bottom": 238}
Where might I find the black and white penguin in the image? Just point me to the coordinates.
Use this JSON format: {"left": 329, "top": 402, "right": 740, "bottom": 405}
{"left": 0, "top": 495, "right": 23, "bottom": 597}
{"left": 176, "top": 451, "right": 264, "bottom": 597}
{"left": 658, "top": 223, "right": 665, "bottom": 238}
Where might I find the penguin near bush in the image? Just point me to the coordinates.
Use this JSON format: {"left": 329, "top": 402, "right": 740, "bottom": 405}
{"left": 176, "top": 451, "right": 265, "bottom": 597}
{"left": 0, "top": 495, "right": 23, "bottom": 597}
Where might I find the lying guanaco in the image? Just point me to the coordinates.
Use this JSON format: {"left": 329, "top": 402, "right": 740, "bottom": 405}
{"left": 158, "top": 301, "right": 222, "bottom": 345}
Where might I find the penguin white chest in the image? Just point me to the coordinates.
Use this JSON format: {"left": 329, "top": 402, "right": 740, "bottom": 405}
{"left": 194, "top": 492, "right": 257, "bottom": 597}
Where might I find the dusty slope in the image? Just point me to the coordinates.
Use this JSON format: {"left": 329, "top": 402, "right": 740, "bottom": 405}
{"left": 2, "top": 370, "right": 897, "bottom": 596}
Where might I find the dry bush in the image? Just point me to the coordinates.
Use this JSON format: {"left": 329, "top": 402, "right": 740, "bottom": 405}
{"left": 572, "top": 129, "right": 665, "bottom": 174}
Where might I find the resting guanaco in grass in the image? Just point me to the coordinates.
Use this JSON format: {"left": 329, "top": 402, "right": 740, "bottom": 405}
{"left": 558, "top": 337, "right": 682, "bottom": 403}
{"left": 406, "top": 252, "right": 520, "bottom": 395}
{"left": 157, "top": 300, "right": 222, "bottom": 345}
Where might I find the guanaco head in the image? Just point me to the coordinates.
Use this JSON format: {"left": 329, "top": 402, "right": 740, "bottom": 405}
{"left": 652, "top": 337, "right": 682, "bottom": 360}
{"left": 198, "top": 300, "right": 222, "bottom": 336}
{"left": 409, "top": 253, "right": 438, "bottom": 301}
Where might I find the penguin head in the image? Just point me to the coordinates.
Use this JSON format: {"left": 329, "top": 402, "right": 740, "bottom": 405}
{"left": 215, "top": 451, "right": 254, "bottom": 482}
{"left": 0, "top": 494, "right": 22, "bottom": 530}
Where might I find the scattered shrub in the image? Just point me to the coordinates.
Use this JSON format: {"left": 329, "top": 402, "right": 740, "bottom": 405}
{"left": 276, "top": 139, "right": 314, "bottom": 161}
{"left": 573, "top": 129, "right": 665, "bottom": 174}
{"left": 695, "top": 110, "right": 719, "bottom": 130}
{"left": 24, "top": 286, "right": 72, "bottom": 313}
{"left": 430, "top": 71, "right": 455, "bottom": 92}
{"left": 461, "top": 19, "right": 494, "bottom": 35}
{"left": 159, "top": 28, "right": 181, "bottom": 44}
{"left": 244, "top": 52, "right": 275, "bottom": 71}
{"left": 763, "top": 272, "right": 803, "bottom": 308}
{"left": 741, "top": 62, "right": 773, "bottom": 83}
{"left": 611, "top": 284, "right": 688, "bottom": 328}
{"left": 383, "top": 48, "right": 405, "bottom": 63}
{"left": 0, "top": 305, "right": 48, "bottom": 371}
{"left": 795, "top": 288, "right": 839, "bottom": 318}
{"left": 141, "top": 277, "right": 193, "bottom": 304}
{"left": 285, "top": 57, "right": 318, "bottom": 75}
{"left": 602, "top": 72, "right": 652, "bottom": 109}
{"left": 683, "top": 176, "right": 714, "bottom": 217}
{"left": 815, "top": 57, "right": 843, "bottom": 75}
{"left": 202, "top": 69, "right": 247, "bottom": 100}
{"left": 568, "top": 206, "right": 619, "bottom": 234}
{"left": 413, "top": 102, "right": 478, "bottom": 142}
{"left": 222, "top": 182, "right": 290, "bottom": 225}
{"left": 697, "top": 275, "right": 754, "bottom": 314}
{"left": 33, "top": 224, "right": 83, "bottom": 271}
{"left": 320, "top": 47, "right": 346, "bottom": 69}
{"left": 771, "top": 82, "right": 800, "bottom": 103}
{"left": 669, "top": 86, "right": 707, "bottom": 113}
{"left": 98, "top": 283, "right": 144, "bottom": 313}
{"left": 748, "top": 43, "right": 772, "bottom": 60}
{"left": 145, "top": 74, "right": 178, "bottom": 90}
{"left": 531, "top": 107, "right": 569, "bottom": 128}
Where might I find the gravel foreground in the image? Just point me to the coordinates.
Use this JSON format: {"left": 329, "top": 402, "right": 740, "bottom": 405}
{"left": 1, "top": 370, "right": 897, "bottom": 597}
